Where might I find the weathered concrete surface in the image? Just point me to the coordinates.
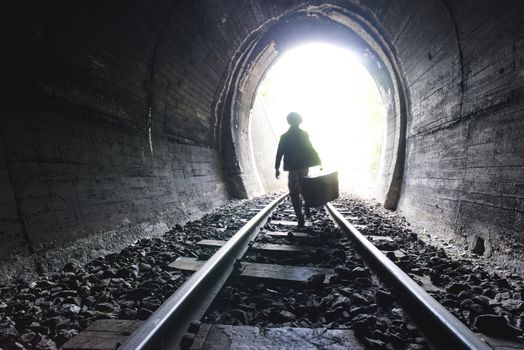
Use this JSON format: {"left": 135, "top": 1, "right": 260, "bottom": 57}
{"left": 394, "top": 0, "right": 524, "bottom": 273}
{"left": 0, "top": 1, "right": 230, "bottom": 280}
{"left": 1, "top": 0, "right": 523, "bottom": 279}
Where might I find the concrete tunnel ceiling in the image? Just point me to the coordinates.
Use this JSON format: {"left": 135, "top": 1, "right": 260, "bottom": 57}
{"left": 216, "top": 3, "right": 408, "bottom": 210}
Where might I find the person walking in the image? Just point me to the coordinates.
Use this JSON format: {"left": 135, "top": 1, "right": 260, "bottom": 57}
{"left": 275, "top": 112, "right": 321, "bottom": 227}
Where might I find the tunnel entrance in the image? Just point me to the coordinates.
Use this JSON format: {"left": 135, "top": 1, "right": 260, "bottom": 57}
{"left": 216, "top": 5, "right": 408, "bottom": 209}
{"left": 249, "top": 43, "right": 385, "bottom": 198}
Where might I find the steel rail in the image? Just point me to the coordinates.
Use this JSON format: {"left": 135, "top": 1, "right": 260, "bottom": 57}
{"left": 325, "top": 203, "right": 492, "bottom": 350}
{"left": 120, "top": 193, "right": 287, "bottom": 350}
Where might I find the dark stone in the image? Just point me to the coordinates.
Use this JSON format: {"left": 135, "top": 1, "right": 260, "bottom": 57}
{"left": 339, "top": 287, "right": 354, "bottom": 297}
{"left": 28, "top": 322, "right": 50, "bottom": 335}
{"left": 355, "top": 277, "right": 373, "bottom": 287}
{"left": 365, "top": 337, "right": 393, "bottom": 350}
{"left": 348, "top": 306, "right": 366, "bottom": 318}
{"left": 20, "top": 331, "right": 39, "bottom": 345}
{"left": 446, "top": 283, "right": 470, "bottom": 294}
{"left": 230, "top": 309, "right": 248, "bottom": 323}
{"left": 370, "top": 329, "right": 393, "bottom": 343}
{"left": 61, "top": 303, "right": 81, "bottom": 315}
{"left": 95, "top": 302, "right": 116, "bottom": 313}
{"left": 332, "top": 296, "right": 351, "bottom": 309}
{"left": 301, "top": 273, "right": 325, "bottom": 290}
{"left": 279, "top": 310, "right": 296, "bottom": 321}
{"left": 352, "top": 293, "right": 370, "bottom": 305}
{"left": 494, "top": 278, "right": 510, "bottom": 288}
{"left": 406, "top": 324, "right": 420, "bottom": 336}
{"left": 352, "top": 319, "right": 373, "bottom": 339}
{"left": 495, "top": 291, "right": 512, "bottom": 301}
{"left": 457, "top": 291, "right": 472, "bottom": 300}
{"left": 472, "top": 295, "right": 491, "bottom": 307}
{"left": 230, "top": 293, "right": 242, "bottom": 304}
{"left": 351, "top": 267, "right": 370, "bottom": 278}
{"left": 460, "top": 299, "right": 484, "bottom": 313}
{"left": 501, "top": 299, "right": 524, "bottom": 312}
{"left": 332, "top": 249, "right": 347, "bottom": 260}
{"left": 137, "top": 308, "right": 154, "bottom": 320}
{"left": 326, "top": 306, "right": 345, "bottom": 321}
{"left": 319, "top": 295, "right": 334, "bottom": 310}
{"left": 0, "top": 326, "right": 19, "bottom": 347}
{"left": 414, "top": 337, "right": 428, "bottom": 346}
{"left": 334, "top": 266, "right": 352, "bottom": 279}
{"left": 188, "top": 320, "right": 201, "bottom": 333}
{"left": 471, "top": 286, "right": 484, "bottom": 295}
{"left": 252, "top": 296, "right": 272, "bottom": 308}
{"left": 63, "top": 263, "right": 81, "bottom": 273}
{"left": 467, "top": 274, "right": 481, "bottom": 284}
{"left": 55, "top": 329, "right": 79, "bottom": 345}
{"left": 376, "top": 241, "right": 398, "bottom": 250}
{"left": 34, "top": 335, "right": 58, "bottom": 350}
{"left": 474, "top": 314, "right": 521, "bottom": 339}
{"left": 128, "top": 287, "right": 153, "bottom": 300}
{"left": 43, "top": 315, "right": 70, "bottom": 329}
{"left": 406, "top": 345, "right": 425, "bottom": 350}
{"left": 375, "top": 290, "right": 394, "bottom": 308}
{"left": 441, "top": 299, "right": 460, "bottom": 308}
{"left": 180, "top": 333, "right": 195, "bottom": 350}
{"left": 12, "top": 342, "right": 26, "bottom": 350}
{"left": 385, "top": 252, "right": 397, "bottom": 261}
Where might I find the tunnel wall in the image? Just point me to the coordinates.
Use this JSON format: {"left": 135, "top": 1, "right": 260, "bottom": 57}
{"left": 215, "top": 0, "right": 524, "bottom": 270}
{"left": 1, "top": 0, "right": 523, "bottom": 279}
{"left": 0, "top": 1, "right": 230, "bottom": 280}
{"left": 392, "top": 0, "right": 524, "bottom": 269}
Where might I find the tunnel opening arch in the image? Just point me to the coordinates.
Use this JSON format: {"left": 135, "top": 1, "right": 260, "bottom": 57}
{"left": 215, "top": 3, "right": 409, "bottom": 210}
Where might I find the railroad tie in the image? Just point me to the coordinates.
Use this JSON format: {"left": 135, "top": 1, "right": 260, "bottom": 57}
{"left": 169, "top": 257, "right": 334, "bottom": 283}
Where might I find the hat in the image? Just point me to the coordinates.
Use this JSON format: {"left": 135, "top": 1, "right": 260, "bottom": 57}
{"left": 286, "top": 112, "right": 303, "bottom": 126}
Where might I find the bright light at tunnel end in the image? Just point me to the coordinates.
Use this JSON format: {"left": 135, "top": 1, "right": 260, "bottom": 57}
{"left": 251, "top": 42, "right": 386, "bottom": 198}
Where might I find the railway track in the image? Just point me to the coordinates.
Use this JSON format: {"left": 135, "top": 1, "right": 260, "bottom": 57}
{"left": 64, "top": 194, "right": 493, "bottom": 349}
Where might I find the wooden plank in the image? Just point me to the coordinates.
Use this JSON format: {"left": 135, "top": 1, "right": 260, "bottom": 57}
{"left": 366, "top": 235, "right": 394, "bottom": 242}
{"left": 169, "top": 257, "right": 206, "bottom": 271}
{"left": 240, "top": 263, "right": 334, "bottom": 283}
{"left": 62, "top": 320, "right": 143, "bottom": 350}
{"left": 253, "top": 243, "right": 330, "bottom": 254}
{"left": 196, "top": 239, "right": 224, "bottom": 248}
{"left": 382, "top": 250, "right": 406, "bottom": 258}
{"left": 269, "top": 220, "right": 298, "bottom": 226}
{"left": 191, "top": 324, "right": 363, "bottom": 350}
{"left": 196, "top": 240, "right": 331, "bottom": 254}
{"left": 476, "top": 333, "right": 524, "bottom": 350}
{"left": 265, "top": 231, "right": 311, "bottom": 238}
{"left": 252, "top": 207, "right": 295, "bottom": 214}
{"left": 169, "top": 258, "right": 334, "bottom": 283}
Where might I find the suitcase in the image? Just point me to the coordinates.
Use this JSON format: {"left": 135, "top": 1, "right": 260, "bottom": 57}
{"left": 301, "top": 171, "right": 339, "bottom": 207}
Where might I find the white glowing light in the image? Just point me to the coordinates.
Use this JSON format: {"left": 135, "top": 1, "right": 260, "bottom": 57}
{"left": 255, "top": 42, "right": 385, "bottom": 197}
